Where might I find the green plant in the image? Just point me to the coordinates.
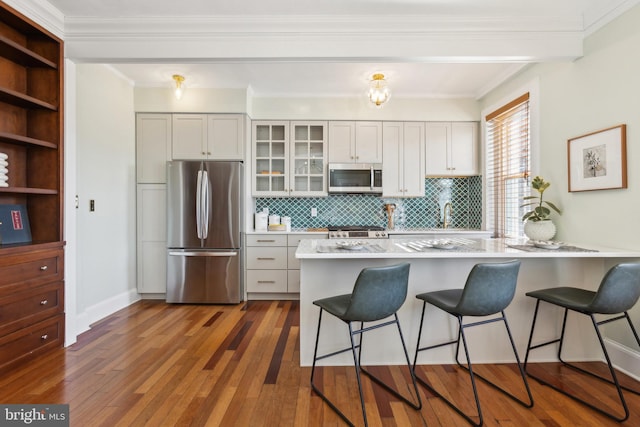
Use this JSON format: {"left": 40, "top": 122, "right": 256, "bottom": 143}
{"left": 521, "top": 176, "right": 561, "bottom": 222}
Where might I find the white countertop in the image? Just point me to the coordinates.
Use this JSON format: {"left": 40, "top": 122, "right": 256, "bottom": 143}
{"left": 296, "top": 237, "right": 640, "bottom": 259}
{"left": 245, "top": 227, "right": 489, "bottom": 235}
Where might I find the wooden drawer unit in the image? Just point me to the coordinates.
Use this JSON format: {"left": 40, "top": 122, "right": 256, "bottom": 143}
{"left": 0, "top": 248, "right": 63, "bottom": 293}
{"left": 246, "top": 270, "right": 288, "bottom": 293}
{"left": 0, "top": 282, "right": 63, "bottom": 337}
{"left": 0, "top": 314, "right": 64, "bottom": 371}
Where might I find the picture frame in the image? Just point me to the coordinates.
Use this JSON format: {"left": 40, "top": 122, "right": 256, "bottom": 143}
{"left": 567, "top": 124, "right": 627, "bottom": 192}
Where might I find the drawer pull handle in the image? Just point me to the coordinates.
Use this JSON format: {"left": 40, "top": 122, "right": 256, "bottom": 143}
{"left": 41, "top": 334, "right": 48, "bottom": 340}
{"left": 257, "top": 239, "right": 276, "bottom": 243}
{"left": 40, "top": 300, "right": 48, "bottom": 305}
{"left": 258, "top": 280, "right": 276, "bottom": 284}
{"left": 257, "top": 257, "right": 275, "bottom": 260}
{"left": 40, "top": 265, "right": 48, "bottom": 271}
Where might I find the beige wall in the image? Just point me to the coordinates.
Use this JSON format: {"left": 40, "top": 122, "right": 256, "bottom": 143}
{"left": 480, "top": 4, "right": 640, "bottom": 252}
{"left": 76, "top": 64, "right": 137, "bottom": 318}
{"left": 480, "top": 5, "right": 640, "bottom": 350}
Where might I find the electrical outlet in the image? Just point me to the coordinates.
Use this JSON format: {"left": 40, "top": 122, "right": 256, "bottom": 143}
{"left": 311, "top": 207, "right": 317, "bottom": 217}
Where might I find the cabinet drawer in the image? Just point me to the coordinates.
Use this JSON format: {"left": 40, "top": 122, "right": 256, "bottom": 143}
{"left": 246, "top": 270, "right": 288, "bottom": 293}
{"left": 287, "top": 270, "right": 300, "bottom": 293}
{"left": 246, "top": 247, "right": 287, "bottom": 269}
{"left": 0, "top": 249, "right": 63, "bottom": 292}
{"left": 246, "top": 234, "right": 287, "bottom": 247}
{"left": 0, "top": 282, "right": 64, "bottom": 337}
{"left": 0, "top": 314, "right": 64, "bottom": 371}
{"left": 287, "top": 233, "right": 327, "bottom": 247}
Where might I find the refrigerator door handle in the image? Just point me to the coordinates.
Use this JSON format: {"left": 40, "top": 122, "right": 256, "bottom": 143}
{"left": 169, "top": 251, "right": 238, "bottom": 257}
{"left": 202, "top": 170, "right": 210, "bottom": 239}
{"left": 196, "top": 169, "right": 204, "bottom": 239}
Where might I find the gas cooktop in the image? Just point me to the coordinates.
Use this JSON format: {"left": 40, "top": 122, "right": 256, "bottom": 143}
{"left": 327, "top": 225, "right": 388, "bottom": 239}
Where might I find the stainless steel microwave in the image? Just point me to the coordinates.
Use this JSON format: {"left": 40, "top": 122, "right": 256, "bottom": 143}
{"left": 328, "top": 163, "right": 383, "bottom": 195}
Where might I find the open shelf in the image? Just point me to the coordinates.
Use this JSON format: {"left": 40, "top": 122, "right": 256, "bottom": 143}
{"left": 0, "top": 187, "right": 58, "bottom": 195}
{"left": 0, "top": 35, "right": 57, "bottom": 68}
{"left": 0, "top": 132, "right": 57, "bottom": 149}
{"left": 0, "top": 87, "right": 57, "bottom": 110}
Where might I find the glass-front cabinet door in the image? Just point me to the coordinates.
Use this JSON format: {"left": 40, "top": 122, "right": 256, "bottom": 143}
{"left": 290, "top": 121, "right": 328, "bottom": 196}
{"left": 253, "top": 121, "right": 290, "bottom": 196}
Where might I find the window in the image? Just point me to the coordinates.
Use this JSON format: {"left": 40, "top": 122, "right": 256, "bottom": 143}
{"left": 485, "top": 93, "right": 530, "bottom": 238}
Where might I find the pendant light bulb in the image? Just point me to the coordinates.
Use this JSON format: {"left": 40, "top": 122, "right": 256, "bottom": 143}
{"left": 368, "top": 73, "right": 390, "bottom": 108}
{"left": 173, "top": 74, "right": 185, "bottom": 100}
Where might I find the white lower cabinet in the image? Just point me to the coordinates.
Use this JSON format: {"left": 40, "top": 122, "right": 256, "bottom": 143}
{"left": 245, "top": 233, "right": 326, "bottom": 298}
{"left": 136, "top": 184, "right": 167, "bottom": 294}
{"left": 246, "top": 234, "right": 289, "bottom": 295}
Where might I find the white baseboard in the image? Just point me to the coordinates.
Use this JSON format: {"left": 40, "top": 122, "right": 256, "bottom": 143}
{"left": 74, "top": 288, "right": 141, "bottom": 336}
{"left": 606, "top": 338, "right": 640, "bottom": 381}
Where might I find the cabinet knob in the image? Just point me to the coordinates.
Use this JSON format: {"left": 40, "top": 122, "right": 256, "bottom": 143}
{"left": 201, "top": 151, "right": 206, "bottom": 155}
{"left": 40, "top": 299, "right": 48, "bottom": 305}
{"left": 207, "top": 151, "right": 211, "bottom": 155}
{"left": 41, "top": 334, "right": 48, "bottom": 340}
{"left": 40, "top": 265, "right": 48, "bottom": 271}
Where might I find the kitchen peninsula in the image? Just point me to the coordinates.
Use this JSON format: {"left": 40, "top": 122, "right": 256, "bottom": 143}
{"left": 296, "top": 238, "right": 640, "bottom": 366}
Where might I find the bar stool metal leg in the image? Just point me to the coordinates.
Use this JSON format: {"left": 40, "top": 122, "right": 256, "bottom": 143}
{"left": 524, "top": 299, "right": 640, "bottom": 422}
{"left": 413, "top": 301, "right": 533, "bottom": 427}
{"left": 311, "top": 310, "right": 422, "bottom": 427}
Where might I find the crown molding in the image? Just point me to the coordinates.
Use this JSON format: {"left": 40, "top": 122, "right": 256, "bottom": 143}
{"left": 63, "top": 14, "right": 584, "bottom": 35}
{"left": 62, "top": 15, "right": 584, "bottom": 63}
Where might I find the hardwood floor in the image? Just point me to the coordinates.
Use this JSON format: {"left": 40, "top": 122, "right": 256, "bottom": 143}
{"left": 2, "top": 300, "right": 640, "bottom": 426}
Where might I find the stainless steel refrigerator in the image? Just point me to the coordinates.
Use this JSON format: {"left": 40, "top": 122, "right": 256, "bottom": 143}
{"left": 166, "top": 160, "right": 244, "bottom": 303}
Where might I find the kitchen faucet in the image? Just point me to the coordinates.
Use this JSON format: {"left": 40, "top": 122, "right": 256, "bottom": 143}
{"left": 442, "top": 202, "right": 452, "bottom": 229}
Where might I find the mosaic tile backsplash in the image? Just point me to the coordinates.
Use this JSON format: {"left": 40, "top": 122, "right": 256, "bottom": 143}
{"left": 255, "top": 177, "right": 482, "bottom": 230}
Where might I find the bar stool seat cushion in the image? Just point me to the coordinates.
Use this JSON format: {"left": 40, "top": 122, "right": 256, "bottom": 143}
{"left": 416, "top": 261, "right": 520, "bottom": 317}
{"left": 313, "top": 294, "right": 352, "bottom": 318}
{"left": 525, "top": 287, "right": 596, "bottom": 312}
{"left": 416, "top": 289, "right": 463, "bottom": 313}
{"left": 313, "top": 264, "right": 409, "bottom": 322}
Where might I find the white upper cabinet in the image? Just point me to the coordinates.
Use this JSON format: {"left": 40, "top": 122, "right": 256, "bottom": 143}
{"left": 328, "top": 121, "right": 383, "bottom": 164}
{"left": 252, "top": 121, "right": 328, "bottom": 197}
{"left": 172, "top": 114, "right": 207, "bottom": 159}
{"left": 172, "top": 114, "right": 244, "bottom": 160}
{"left": 207, "top": 114, "right": 244, "bottom": 160}
{"left": 252, "top": 121, "right": 290, "bottom": 197}
{"left": 289, "top": 121, "right": 328, "bottom": 196}
{"left": 383, "top": 122, "right": 425, "bottom": 197}
{"left": 425, "top": 122, "right": 478, "bottom": 176}
{"left": 136, "top": 113, "right": 172, "bottom": 183}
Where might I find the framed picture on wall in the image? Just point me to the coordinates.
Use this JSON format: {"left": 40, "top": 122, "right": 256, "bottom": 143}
{"left": 567, "top": 124, "right": 627, "bottom": 192}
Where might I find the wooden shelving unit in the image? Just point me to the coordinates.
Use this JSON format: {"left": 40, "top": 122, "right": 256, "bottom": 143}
{"left": 0, "top": 1, "right": 65, "bottom": 371}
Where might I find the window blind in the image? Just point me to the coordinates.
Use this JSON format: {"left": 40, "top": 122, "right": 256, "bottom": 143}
{"left": 485, "top": 93, "right": 530, "bottom": 238}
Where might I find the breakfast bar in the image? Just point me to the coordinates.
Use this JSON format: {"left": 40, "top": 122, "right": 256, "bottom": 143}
{"left": 296, "top": 238, "right": 640, "bottom": 366}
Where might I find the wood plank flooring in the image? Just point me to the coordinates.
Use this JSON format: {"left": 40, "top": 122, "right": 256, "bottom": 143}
{"left": 2, "top": 300, "right": 640, "bottom": 426}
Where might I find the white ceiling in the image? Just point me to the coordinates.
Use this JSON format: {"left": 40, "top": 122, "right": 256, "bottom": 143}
{"left": 40, "top": 0, "right": 637, "bottom": 99}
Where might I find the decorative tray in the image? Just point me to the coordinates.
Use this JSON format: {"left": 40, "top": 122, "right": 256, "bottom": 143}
{"left": 531, "top": 240, "right": 564, "bottom": 250}
{"left": 335, "top": 241, "right": 365, "bottom": 250}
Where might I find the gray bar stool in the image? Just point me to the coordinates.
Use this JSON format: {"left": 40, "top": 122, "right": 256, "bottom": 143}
{"left": 310, "top": 263, "right": 422, "bottom": 427}
{"left": 524, "top": 262, "right": 640, "bottom": 422}
{"left": 412, "top": 260, "right": 533, "bottom": 427}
